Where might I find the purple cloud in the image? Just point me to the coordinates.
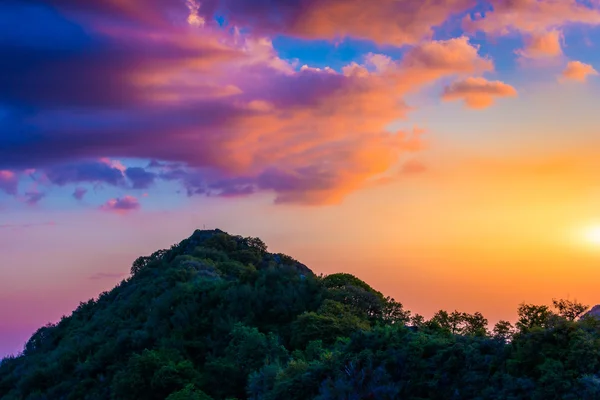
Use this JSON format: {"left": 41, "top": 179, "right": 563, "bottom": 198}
{"left": 0, "top": 1, "right": 499, "bottom": 206}
{"left": 0, "top": 171, "right": 18, "bottom": 195}
{"left": 24, "top": 191, "right": 46, "bottom": 205}
{"left": 72, "top": 187, "right": 88, "bottom": 200}
{"left": 200, "top": 0, "right": 476, "bottom": 46}
{"left": 125, "top": 167, "right": 156, "bottom": 189}
{"left": 99, "top": 196, "right": 141, "bottom": 214}
{"left": 45, "top": 161, "right": 125, "bottom": 186}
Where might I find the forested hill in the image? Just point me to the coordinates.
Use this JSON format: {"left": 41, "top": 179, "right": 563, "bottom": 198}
{"left": 2, "top": 230, "right": 600, "bottom": 400}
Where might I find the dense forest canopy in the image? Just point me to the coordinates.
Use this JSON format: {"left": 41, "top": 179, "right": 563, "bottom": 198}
{"left": 2, "top": 229, "right": 600, "bottom": 399}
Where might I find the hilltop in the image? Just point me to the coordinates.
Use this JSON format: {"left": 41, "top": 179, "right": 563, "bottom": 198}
{"left": 2, "top": 230, "right": 600, "bottom": 400}
{"left": 582, "top": 305, "right": 600, "bottom": 320}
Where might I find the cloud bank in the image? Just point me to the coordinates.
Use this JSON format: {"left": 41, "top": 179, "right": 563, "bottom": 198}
{"left": 4, "top": 0, "right": 597, "bottom": 207}
{"left": 0, "top": 1, "right": 504, "bottom": 206}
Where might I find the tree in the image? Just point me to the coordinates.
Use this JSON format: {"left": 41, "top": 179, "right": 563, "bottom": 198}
{"left": 381, "top": 297, "right": 411, "bottom": 325}
{"left": 111, "top": 349, "right": 202, "bottom": 400}
{"left": 205, "top": 324, "right": 288, "bottom": 399}
{"left": 410, "top": 314, "right": 426, "bottom": 328}
{"left": 431, "top": 310, "right": 465, "bottom": 334}
{"left": 492, "top": 320, "right": 515, "bottom": 342}
{"left": 290, "top": 301, "right": 370, "bottom": 348}
{"left": 462, "top": 312, "right": 489, "bottom": 337}
{"left": 322, "top": 273, "right": 387, "bottom": 320}
{"left": 166, "top": 384, "right": 214, "bottom": 400}
{"left": 131, "top": 256, "right": 149, "bottom": 275}
{"left": 516, "top": 303, "right": 553, "bottom": 332}
{"left": 130, "top": 249, "right": 169, "bottom": 275}
{"left": 245, "top": 237, "right": 268, "bottom": 253}
{"left": 552, "top": 298, "right": 589, "bottom": 321}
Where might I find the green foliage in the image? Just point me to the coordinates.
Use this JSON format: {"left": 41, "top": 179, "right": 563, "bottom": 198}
{"left": 493, "top": 320, "right": 515, "bottom": 342}
{"left": 516, "top": 303, "right": 554, "bottom": 333}
{"left": 2, "top": 229, "right": 600, "bottom": 400}
{"left": 204, "top": 324, "right": 288, "bottom": 399}
{"left": 429, "top": 310, "right": 488, "bottom": 336}
{"left": 291, "top": 300, "right": 371, "bottom": 348}
{"left": 552, "top": 298, "right": 589, "bottom": 321}
{"left": 111, "top": 349, "right": 202, "bottom": 400}
{"left": 321, "top": 273, "right": 409, "bottom": 325}
{"left": 166, "top": 384, "right": 214, "bottom": 400}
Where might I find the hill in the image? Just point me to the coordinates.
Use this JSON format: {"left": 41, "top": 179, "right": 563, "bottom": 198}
{"left": 2, "top": 230, "right": 600, "bottom": 399}
{"left": 582, "top": 305, "right": 600, "bottom": 320}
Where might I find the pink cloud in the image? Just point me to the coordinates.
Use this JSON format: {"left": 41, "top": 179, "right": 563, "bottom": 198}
{"left": 464, "top": 0, "right": 600, "bottom": 58}
{"left": 100, "top": 196, "right": 141, "bottom": 214}
{"left": 99, "top": 158, "right": 127, "bottom": 173}
{"left": 516, "top": 30, "right": 563, "bottom": 59}
{"left": 560, "top": 61, "right": 599, "bottom": 82}
{"left": 0, "top": 170, "right": 18, "bottom": 195}
{"left": 46, "top": 0, "right": 477, "bottom": 47}
{"left": 396, "top": 37, "right": 493, "bottom": 78}
{"left": 364, "top": 53, "right": 394, "bottom": 73}
{"left": 442, "top": 77, "right": 518, "bottom": 109}
{"left": 464, "top": 0, "right": 600, "bottom": 35}
{"left": 5, "top": 31, "right": 492, "bottom": 205}
{"left": 201, "top": 0, "right": 476, "bottom": 46}
{"left": 1, "top": 3, "right": 495, "bottom": 206}
{"left": 194, "top": 37, "right": 491, "bottom": 204}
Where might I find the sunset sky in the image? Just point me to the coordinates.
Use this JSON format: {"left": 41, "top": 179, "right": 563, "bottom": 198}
{"left": 2, "top": 0, "right": 600, "bottom": 357}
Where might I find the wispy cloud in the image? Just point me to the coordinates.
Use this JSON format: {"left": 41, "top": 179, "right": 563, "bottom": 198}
{"left": 442, "top": 77, "right": 518, "bottom": 109}
{"left": 100, "top": 196, "right": 141, "bottom": 214}
{"left": 23, "top": 191, "right": 45, "bottom": 206}
{"left": 0, "top": 221, "right": 56, "bottom": 229}
{"left": 89, "top": 272, "right": 126, "bottom": 280}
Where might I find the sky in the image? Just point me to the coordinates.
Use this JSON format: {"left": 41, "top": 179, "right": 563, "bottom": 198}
{"left": 2, "top": 0, "right": 600, "bottom": 357}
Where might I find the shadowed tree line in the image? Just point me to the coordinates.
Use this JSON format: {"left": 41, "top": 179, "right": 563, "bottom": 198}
{"left": 2, "top": 230, "right": 600, "bottom": 399}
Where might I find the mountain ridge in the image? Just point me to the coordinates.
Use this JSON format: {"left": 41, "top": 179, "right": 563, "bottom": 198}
{"left": 2, "top": 229, "right": 600, "bottom": 400}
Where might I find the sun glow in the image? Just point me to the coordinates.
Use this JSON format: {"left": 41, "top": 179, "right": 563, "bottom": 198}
{"left": 584, "top": 226, "right": 600, "bottom": 246}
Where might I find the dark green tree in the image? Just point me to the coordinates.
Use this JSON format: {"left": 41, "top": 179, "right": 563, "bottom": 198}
{"left": 493, "top": 320, "right": 515, "bottom": 342}
{"left": 516, "top": 303, "right": 553, "bottom": 333}
{"left": 552, "top": 298, "right": 589, "bottom": 321}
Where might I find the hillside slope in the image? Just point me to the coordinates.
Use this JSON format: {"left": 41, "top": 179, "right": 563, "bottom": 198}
{"left": 2, "top": 230, "right": 600, "bottom": 400}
